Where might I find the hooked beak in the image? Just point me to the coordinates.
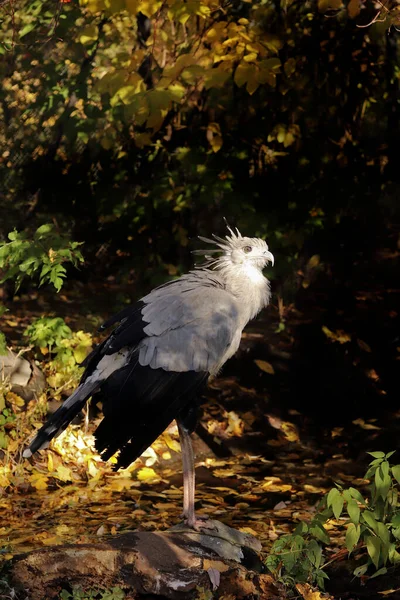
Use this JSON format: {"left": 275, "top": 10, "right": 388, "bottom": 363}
{"left": 265, "top": 250, "right": 274, "bottom": 267}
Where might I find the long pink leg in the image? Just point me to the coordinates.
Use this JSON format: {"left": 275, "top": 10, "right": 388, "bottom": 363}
{"left": 177, "top": 421, "right": 196, "bottom": 527}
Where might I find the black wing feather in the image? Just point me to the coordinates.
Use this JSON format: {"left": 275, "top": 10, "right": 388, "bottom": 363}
{"left": 94, "top": 357, "right": 207, "bottom": 469}
{"left": 81, "top": 301, "right": 146, "bottom": 382}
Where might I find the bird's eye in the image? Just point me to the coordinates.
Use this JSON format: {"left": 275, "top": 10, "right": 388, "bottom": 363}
{"left": 243, "top": 246, "right": 252, "bottom": 253}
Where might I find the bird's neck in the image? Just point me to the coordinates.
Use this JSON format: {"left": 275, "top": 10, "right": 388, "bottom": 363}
{"left": 220, "top": 263, "right": 271, "bottom": 324}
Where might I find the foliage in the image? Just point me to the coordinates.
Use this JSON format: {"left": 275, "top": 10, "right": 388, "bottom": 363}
{"left": 265, "top": 514, "right": 330, "bottom": 590}
{"left": 0, "top": 0, "right": 399, "bottom": 282}
{"left": 24, "top": 317, "right": 93, "bottom": 392}
{"left": 326, "top": 451, "right": 400, "bottom": 577}
{"left": 266, "top": 451, "right": 400, "bottom": 591}
{"left": 0, "top": 224, "right": 84, "bottom": 293}
{"left": 0, "top": 408, "right": 16, "bottom": 450}
{"left": 59, "top": 586, "right": 125, "bottom": 600}
{"left": 0, "top": 332, "right": 7, "bottom": 355}
{"left": 24, "top": 316, "right": 73, "bottom": 351}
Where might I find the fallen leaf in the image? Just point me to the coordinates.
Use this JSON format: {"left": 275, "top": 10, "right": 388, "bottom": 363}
{"left": 357, "top": 339, "right": 372, "bottom": 353}
{"left": 55, "top": 465, "right": 73, "bottom": 482}
{"left": 137, "top": 467, "right": 160, "bottom": 482}
{"left": 254, "top": 359, "right": 275, "bottom": 374}
{"left": 226, "top": 411, "right": 245, "bottom": 436}
{"left": 322, "top": 326, "right": 351, "bottom": 344}
{"left": 296, "top": 582, "right": 332, "bottom": 599}
{"left": 352, "top": 418, "right": 381, "bottom": 430}
{"left": 29, "top": 472, "right": 49, "bottom": 490}
{"left": 281, "top": 421, "right": 300, "bottom": 442}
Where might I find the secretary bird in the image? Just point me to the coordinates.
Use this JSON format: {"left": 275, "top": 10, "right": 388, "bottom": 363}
{"left": 23, "top": 226, "right": 274, "bottom": 529}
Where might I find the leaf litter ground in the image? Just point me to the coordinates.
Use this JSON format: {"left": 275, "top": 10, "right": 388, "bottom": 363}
{"left": 1, "top": 277, "right": 400, "bottom": 598}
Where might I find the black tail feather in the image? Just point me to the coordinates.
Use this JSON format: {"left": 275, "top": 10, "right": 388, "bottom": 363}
{"left": 94, "top": 363, "right": 207, "bottom": 469}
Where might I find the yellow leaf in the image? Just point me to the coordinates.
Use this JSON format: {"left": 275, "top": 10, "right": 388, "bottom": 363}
{"left": 29, "top": 473, "right": 48, "bottom": 490}
{"left": 47, "top": 452, "right": 54, "bottom": 472}
{"left": 318, "top": 0, "right": 343, "bottom": 12}
{"left": 348, "top": 0, "right": 360, "bottom": 17}
{"left": 164, "top": 434, "right": 181, "bottom": 453}
{"left": 322, "top": 326, "right": 351, "bottom": 344}
{"left": 55, "top": 465, "right": 73, "bottom": 482}
{"left": 281, "top": 421, "right": 300, "bottom": 442}
{"left": 226, "top": 411, "right": 244, "bottom": 436}
{"left": 0, "top": 469, "right": 10, "bottom": 487}
{"left": 352, "top": 418, "right": 380, "bottom": 431}
{"left": 79, "top": 25, "right": 98, "bottom": 45}
{"left": 243, "top": 53, "right": 258, "bottom": 63}
{"left": 246, "top": 67, "right": 259, "bottom": 95}
{"left": 204, "top": 67, "right": 231, "bottom": 90}
{"left": 137, "top": 0, "right": 162, "bottom": 17}
{"left": 296, "top": 582, "right": 330, "bottom": 600}
{"left": 87, "top": 460, "right": 100, "bottom": 478}
{"left": 167, "top": 83, "right": 186, "bottom": 101}
{"left": 234, "top": 61, "right": 252, "bottom": 88}
{"left": 254, "top": 359, "right": 275, "bottom": 374}
{"left": 124, "top": 0, "right": 139, "bottom": 13}
{"left": 137, "top": 467, "right": 159, "bottom": 481}
{"left": 108, "top": 477, "right": 136, "bottom": 491}
{"left": 284, "top": 58, "right": 297, "bottom": 77}
{"left": 308, "top": 254, "right": 320, "bottom": 268}
{"left": 110, "top": 81, "right": 144, "bottom": 107}
{"left": 40, "top": 346, "right": 49, "bottom": 355}
{"left": 6, "top": 392, "right": 25, "bottom": 407}
{"left": 80, "top": 0, "right": 106, "bottom": 10}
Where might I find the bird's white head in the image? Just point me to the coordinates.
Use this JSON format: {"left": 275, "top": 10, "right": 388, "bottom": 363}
{"left": 194, "top": 225, "right": 274, "bottom": 272}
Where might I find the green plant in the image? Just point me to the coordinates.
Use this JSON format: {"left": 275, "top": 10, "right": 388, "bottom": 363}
{"left": 24, "top": 316, "right": 93, "bottom": 392}
{"left": 327, "top": 451, "right": 400, "bottom": 578}
{"left": 265, "top": 514, "right": 330, "bottom": 589}
{"left": 0, "top": 408, "right": 16, "bottom": 449}
{"left": 266, "top": 451, "right": 400, "bottom": 591}
{"left": 0, "top": 224, "right": 84, "bottom": 292}
{"left": 24, "top": 317, "right": 72, "bottom": 352}
{"left": 59, "top": 586, "right": 125, "bottom": 600}
{"left": 0, "top": 332, "right": 7, "bottom": 355}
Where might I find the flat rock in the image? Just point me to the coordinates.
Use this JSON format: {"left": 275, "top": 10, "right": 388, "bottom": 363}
{"left": 11, "top": 520, "right": 284, "bottom": 599}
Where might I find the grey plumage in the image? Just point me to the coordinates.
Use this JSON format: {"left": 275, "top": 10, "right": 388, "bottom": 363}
{"left": 23, "top": 226, "right": 274, "bottom": 528}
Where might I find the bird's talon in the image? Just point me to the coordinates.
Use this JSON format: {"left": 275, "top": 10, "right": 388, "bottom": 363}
{"left": 184, "top": 515, "right": 215, "bottom": 531}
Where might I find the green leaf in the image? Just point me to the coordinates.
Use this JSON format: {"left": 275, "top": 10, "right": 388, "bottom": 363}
{"left": 307, "top": 539, "right": 323, "bottom": 568}
{"left": 19, "top": 22, "right": 36, "bottom": 38}
{"left": 366, "top": 536, "right": 381, "bottom": 569}
{"left": 369, "top": 566, "right": 387, "bottom": 579}
{"left": 347, "top": 498, "right": 360, "bottom": 524}
{"left": 332, "top": 493, "right": 344, "bottom": 520}
{"left": 391, "top": 513, "right": 400, "bottom": 527}
{"left": 368, "top": 451, "right": 385, "bottom": 459}
{"left": 327, "top": 487, "right": 341, "bottom": 508}
{"left": 362, "top": 511, "right": 379, "bottom": 534}
{"left": 0, "top": 332, "right": 7, "bottom": 355}
{"left": 349, "top": 487, "right": 365, "bottom": 504}
{"left": 353, "top": 563, "right": 368, "bottom": 577}
{"left": 376, "top": 522, "right": 390, "bottom": 545}
{"left": 392, "top": 465, "right": 400, "bottom": 485}
{"left": 294, "top": 521, "right": 308, "bottom": 535}
{"left": 35, "top": 224, "right": 54, "bottom": 236}
{"left": 346, "top": 523, "right": 360, "bottom": 553}
{"left": 375, "top": 462, "right": 391, "bottom": 500}
{"left": 309, "top": 522, "right": 330, "bottom": 544}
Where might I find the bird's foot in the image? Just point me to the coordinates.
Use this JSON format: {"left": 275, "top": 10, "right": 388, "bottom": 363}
{"left": 184, "top": 513, "right": 215, "bottom": 532}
